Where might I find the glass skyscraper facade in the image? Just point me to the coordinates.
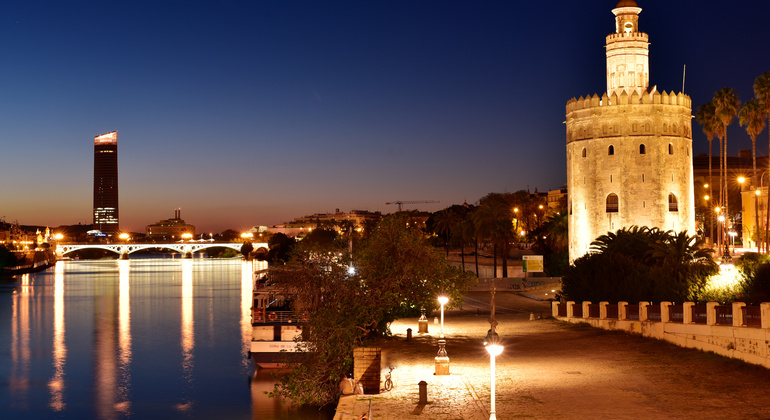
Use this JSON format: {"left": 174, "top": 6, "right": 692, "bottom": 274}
{"left": 93, "top": 131, "right": 119, "bottom": 235}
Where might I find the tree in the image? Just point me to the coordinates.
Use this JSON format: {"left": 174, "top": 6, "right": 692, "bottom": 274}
{"left": 239, "top": 240, "right": 253, "bottom": 258}
{"left": 269, "top": 213, "right": 476, "bottom": 407}
{"left": 564, "top": 227, "right": 717, "bottom": 303}
{"left": 432, "top": 208, "right": 462, "bottom": 256}
{"left": 473, "top": 194, "right": 513, "bottom": 277}
{"left": 739, "top": 98, "right": 767, "bottom": 249}
{"left": 356, "top": 213, "right": 476, "bottom": 324}
{"left": 713, "top": 87, "right": 741, "bottom": 257}
{"left": 754, "top": 73, "right": 770, "bottom": 252}
{"left": 267, "top": 232, "right": 296, "bottom": 265}
{"left": 696, "top": 101, "right": 718, "bottom": 246}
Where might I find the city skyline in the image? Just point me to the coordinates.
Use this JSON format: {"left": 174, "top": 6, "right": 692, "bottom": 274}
{"left": 2, "top": 1, "right": 769, "bottom": 233}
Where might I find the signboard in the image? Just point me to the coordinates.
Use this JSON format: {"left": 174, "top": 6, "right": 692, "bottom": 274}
{"left": 522, "top": 255, "right": 544, "bottom": 273}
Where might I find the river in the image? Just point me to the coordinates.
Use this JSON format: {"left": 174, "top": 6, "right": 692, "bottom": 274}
{"left": 0, "top": 258, "right": 332, "bottom": 419}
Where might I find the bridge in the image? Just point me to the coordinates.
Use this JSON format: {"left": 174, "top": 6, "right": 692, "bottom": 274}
{"left": 56, "top": 242, "right": 269, "bottom": 259}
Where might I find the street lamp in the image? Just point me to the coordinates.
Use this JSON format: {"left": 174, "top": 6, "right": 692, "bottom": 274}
{"left": 435, "top": 295, "right": 450, "bottom": 375}
{"left": 484, "top": 281, "right": 502, "bottom": 420}
{"left": 438, "top": 296, "right": 449, "bottom": 338}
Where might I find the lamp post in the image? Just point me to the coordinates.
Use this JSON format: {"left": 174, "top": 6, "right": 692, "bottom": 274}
{"left": 435, "top": 295, "right": 450, "bottom": 375}
{"left": 484, "top": 280, "right": 502, "bottom": 420}
{"left": 438, "top": 296, "right": 448, "bottom": 338}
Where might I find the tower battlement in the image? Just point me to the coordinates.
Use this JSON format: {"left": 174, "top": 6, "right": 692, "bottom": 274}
{"left": 566, "top": 90, "right": 691, "bottom": 113}
{"left": 605, "top": 32, "right": 648, "bottom": 43}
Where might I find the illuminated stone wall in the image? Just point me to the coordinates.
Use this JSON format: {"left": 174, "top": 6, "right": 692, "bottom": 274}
{"left": 565, "top": 1, "right": 695, "bottom": 261}
{"left": 566, "top": 91, "right": 695, "bottom": 260}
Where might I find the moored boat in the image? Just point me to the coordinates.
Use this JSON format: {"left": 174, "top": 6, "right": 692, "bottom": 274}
{"left": 249, "top": 269, "right": 306, "bottom": 369}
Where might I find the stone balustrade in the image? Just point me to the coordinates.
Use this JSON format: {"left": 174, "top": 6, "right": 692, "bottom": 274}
{"left": 552, "top": 300, "right": 770, "bottom": 369}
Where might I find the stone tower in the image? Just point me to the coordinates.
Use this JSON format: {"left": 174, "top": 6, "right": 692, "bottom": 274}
{"left": 565, "top": 0, "right": 695, "bottom": 261}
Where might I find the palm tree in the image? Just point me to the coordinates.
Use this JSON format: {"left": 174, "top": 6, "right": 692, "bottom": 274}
{"left": 739, "top": 98, "right": 768, "bottom": 250}
{"left": 543, "top": 212, "right": 568, "bottom": 253}
{"left": 473, "top": 194, "right": 513, "bottom": 278}
{"left": 754, "top": 73, "right": 770, "bottom": 252}
{"left": 433, "top": 208, "right": 461, "bottom": 257}
{"left": 649, "top": 231, "right": 715, "bottom": 268}
{"left": 713, "top": 88, "right": 741, "bottom": 258}
{"left": 696, "top": 101, "right": 718, "bottom": 247}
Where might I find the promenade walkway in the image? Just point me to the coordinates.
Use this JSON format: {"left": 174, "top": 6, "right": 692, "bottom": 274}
{"left": 334, "top": 292, "right": 770, "bottom": 419}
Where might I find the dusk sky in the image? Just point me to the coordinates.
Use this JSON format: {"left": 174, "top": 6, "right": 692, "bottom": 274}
{"left": 2, "top": 1, "right": 769, "bottom": 233}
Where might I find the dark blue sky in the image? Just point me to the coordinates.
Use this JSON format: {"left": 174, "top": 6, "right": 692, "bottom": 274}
{"left": 2, "top": 1, "right": 769, "bottom": 232}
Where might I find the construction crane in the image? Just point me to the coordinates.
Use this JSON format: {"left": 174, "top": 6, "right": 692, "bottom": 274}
{"left": 385, "top": 200, "right": 439, "bottom": 212}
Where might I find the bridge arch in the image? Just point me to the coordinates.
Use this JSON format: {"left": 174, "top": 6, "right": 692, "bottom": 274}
{"left": 57, "top": 242, "right": 267, "bottom": 259}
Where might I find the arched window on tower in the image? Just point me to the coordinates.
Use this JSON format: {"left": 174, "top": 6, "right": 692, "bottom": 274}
{"left": 640, "top": 144, "right": 646, "bottom": 154}
{"left": 668, "top": 144, "right": 673, "bottom": 155}
{"left": 606, "top": 194, "right": 619, "bottom": 213}
{"left": 668, "top": 193, "right": 678, "bottom": 212}
{"left": 582, "top": 148, "right": 587, "bottom": 157}
{"left": 608, "top": 145, "right": 614, "bottom": 155}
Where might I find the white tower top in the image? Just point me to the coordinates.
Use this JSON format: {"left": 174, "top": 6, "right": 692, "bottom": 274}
{"left": 606, "top": 0, "right": 649, "bottom": 98}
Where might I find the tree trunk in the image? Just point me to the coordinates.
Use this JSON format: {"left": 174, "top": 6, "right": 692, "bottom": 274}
{"left": 493, "top": 243, "right": 498, "bottom": 279}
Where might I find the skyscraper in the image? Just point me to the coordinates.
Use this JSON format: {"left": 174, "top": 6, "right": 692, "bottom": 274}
{"left": 93, "top": 131, "right": 119, "bottom": 235}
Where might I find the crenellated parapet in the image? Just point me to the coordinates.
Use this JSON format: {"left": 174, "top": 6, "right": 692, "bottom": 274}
{"left": 605, "top": 31, "right": 648, "bottom": 43}
{"left": 565, "top": 90, "right": 692, "bottom": 143}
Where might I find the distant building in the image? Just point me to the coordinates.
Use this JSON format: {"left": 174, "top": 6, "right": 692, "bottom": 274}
{"left": 146, "top": 209, "right": 196, "bottom": 241}
{"left": 269, "top": 209, "right": 383, "bottom": 238}
{"left": 547, "top": 186, "right": 568, "bottom": 211}
{"left": 93, "top": 131, "right": 119, "bottom": 235}
{"left": 566, "top": 1, "right": 695, "bottom": 261}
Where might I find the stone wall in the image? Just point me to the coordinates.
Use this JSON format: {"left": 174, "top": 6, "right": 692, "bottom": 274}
{"left": 566, "top": 90, "right": 695, "bottom": 260}
{"left": 552, "top": 301, "right": 770, "bottom": 369}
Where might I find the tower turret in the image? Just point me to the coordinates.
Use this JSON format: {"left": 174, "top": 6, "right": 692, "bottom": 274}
{"left": 606, "top": 0, "right": 649, "bottom": 97}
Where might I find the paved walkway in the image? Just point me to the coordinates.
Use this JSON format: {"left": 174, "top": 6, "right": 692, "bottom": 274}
{"left": 334, "top": 292, "right": 770, "bottom": 419}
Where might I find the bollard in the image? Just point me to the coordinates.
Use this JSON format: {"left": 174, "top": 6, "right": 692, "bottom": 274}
{"left": 418, "top": 381, "right": 428, "bottom": 404}
{"left": 529, "top": 312, "right": 535, "bottom": 321}
{"left": 406, "top": 328, "right": 412, "bottom": 341}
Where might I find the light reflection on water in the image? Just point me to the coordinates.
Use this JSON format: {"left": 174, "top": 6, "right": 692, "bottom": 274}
{"left": 0, "top": 258, "right": 331, "bottom": 420}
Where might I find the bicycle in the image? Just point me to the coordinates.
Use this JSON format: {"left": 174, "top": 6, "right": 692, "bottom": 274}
{"left": 383, "top": 366, "right": 395, "bottom": 391}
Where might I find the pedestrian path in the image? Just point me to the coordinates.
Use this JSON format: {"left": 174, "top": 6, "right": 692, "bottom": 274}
{"left": 334, "top": 294, "right": 770, "bottom": 419}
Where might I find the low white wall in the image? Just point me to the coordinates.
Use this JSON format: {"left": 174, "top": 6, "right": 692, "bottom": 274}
{"left": 553, "top": 301, "right": 770, "bottom": 369}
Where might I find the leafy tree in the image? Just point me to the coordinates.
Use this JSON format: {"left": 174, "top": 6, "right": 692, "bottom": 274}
{"left": 270, "top": 251, "right": 375, "bottom": 407}
{"left": 356, "top": 213, "right": 476, "bottom": 324}
{"left": 218, "top": 229, "right": 241, "bottom": 241}
{"left": 301, "top": 228, "right": 339, "bottom": 250}
{"left": 267, "top": 232, "right": 296, "bottom": 265}
{"left": 736, "top": 253, "right": 770, "bottom": 304}
{"left": 269, "top": 213, "right": 476, "bottom": 407}
{"left": 240, "top": 241, "right": 254, "bottom": 258}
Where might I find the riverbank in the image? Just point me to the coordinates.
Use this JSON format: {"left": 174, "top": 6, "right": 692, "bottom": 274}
{"left": 334, "top": 292, "right": 770, "bottom": 419}
{"left": 1, "top": 249, "right": 56, "bottom": 276}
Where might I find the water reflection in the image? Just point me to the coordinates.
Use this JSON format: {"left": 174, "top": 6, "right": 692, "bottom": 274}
{"left": 49, "top": 262, "right": 67, "bottom": 411}
{"left": 2, "top": 259, "right": 301, "bottom": 419}
{"left": 94, "top": 261, "right": 132, "bottom": 419}
{"left": 10, "top": 274, "right": 32, "bottom": 409}
{"left": 117, "top": 260, "right": 132, "bottom": 414}
{"left": 179, "top": 259, "right": 194, "bottom": 412}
